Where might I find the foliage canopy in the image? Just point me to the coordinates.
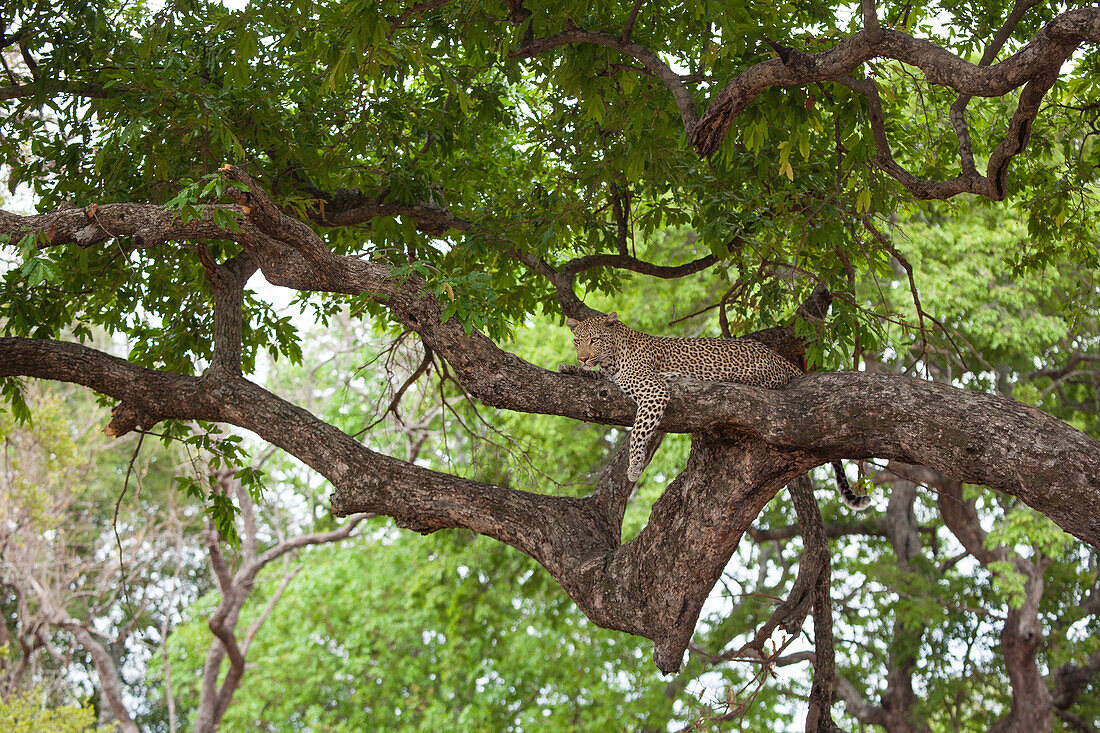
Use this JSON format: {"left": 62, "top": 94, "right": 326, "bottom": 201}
{"left": 2, "top": 0, "right": 1100, "bottom": 730}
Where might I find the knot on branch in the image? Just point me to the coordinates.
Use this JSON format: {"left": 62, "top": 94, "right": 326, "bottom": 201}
{"left": 763, "top": 37, "right": 804, "bottom": 68}
{"left": 217, "top": 164, "right": 338, "bottom": 271}
{"left": 131, "top": 227, "right": 165, "bottom": 249}
{"left": 104, "top": 403, "right": 155, "bottom": 438}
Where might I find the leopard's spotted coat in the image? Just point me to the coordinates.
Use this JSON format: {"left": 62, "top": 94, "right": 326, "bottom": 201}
{"left": 565, "top": 312, "right": 869, "bottom": 509}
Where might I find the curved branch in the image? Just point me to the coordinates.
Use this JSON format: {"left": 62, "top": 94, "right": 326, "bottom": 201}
{"left": 3, "top": 331, "right": 1100, "bottom": 549}
{"left": 508, "top": 249, "right": 603, "bottom": 321}
{"left": 690, "top": 8, "right": 1100, "bottom": 199}
{"left": 4, "top": 173, "right": 1099, "bottom": 676}
{"left": 560, "top": 251, "right": 717, "bottom": 280}
{"left": 510, "top": 246, "right": 724, "bottom": 322}
{"left": 948, "top": 0, "right": 1044, "bottom": 175}
{"left": 60, "top": 623, "right": 140, "bottom": 733}
{"left": 18, "top": 574, "right": 139, "bottom": 732}
{"left": 1, "top": 178, "right": 1098, "bottom": 550}
{"left": 303, "top": 189, "right": 473, "bottom": 234}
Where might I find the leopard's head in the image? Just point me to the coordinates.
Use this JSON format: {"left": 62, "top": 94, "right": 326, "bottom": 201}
{"left": 565, "top": 312, "right": 621, "bottom": 369}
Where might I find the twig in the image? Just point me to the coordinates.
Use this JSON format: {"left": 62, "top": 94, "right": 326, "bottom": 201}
{"left": 113, "top": 430, "right": 146, "bottom": 618}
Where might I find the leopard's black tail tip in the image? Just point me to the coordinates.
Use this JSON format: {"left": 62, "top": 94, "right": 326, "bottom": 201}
{"left": 833, "top": 461, "right": 871, "bottom": 510}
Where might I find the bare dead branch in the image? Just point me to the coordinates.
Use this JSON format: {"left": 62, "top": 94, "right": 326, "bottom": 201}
{"left": 242, "top": 561, "right": 302, "bottom": 657}
{"left": 17, "top": 574, "right": 140, "bottom": 733}
{"left": 1027, "top": 353, "right": 1100, "bottom": 381}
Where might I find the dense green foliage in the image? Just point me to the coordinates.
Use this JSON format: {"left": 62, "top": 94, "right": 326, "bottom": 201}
{"left": 2, "top": 0, "right": 1100, "bottom": 729}
{"left": 4, "top": 0, "right": 1097, "bottom": 363}
{"left": 0, "top": 688, "right": 100, "bottom": 733}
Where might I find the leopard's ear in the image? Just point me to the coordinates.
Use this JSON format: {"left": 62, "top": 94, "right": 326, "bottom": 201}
{"left": 565, "top": 318, "right": 580, "bottom": 331}
{"left": 604, "top": 312, "right": 619, "bottom": 325}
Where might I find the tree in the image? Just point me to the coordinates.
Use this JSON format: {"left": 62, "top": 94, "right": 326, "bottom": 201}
{"left": 0, "top": 379, "right": 369, "bottom": 732}
{"left": 0, "top": 381, "right": 204, "bottom": 731}
{"left": 2, "top": 0, "right": 1100, "bottom": 729}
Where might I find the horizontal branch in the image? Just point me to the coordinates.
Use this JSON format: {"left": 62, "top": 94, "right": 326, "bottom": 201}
{"left": 748, "top": 519, "right": 892, "bottom": 542}
{"left": 0, "top": 202, "right": 244, "bottom": 250}
{"left": 560, "top": 252, "right": 717, "bottom": 280}
{"left": 301, "top": 185, "right": 473, "bottom": 233}
{"left": 4, "top": 333, "right": 1099, "bottom": 551}
{"left": 4, "top": 175, "right": 1098, "bottom": 550}
{"left": 4, "top": 169, "right": 1098, "bottom": 671}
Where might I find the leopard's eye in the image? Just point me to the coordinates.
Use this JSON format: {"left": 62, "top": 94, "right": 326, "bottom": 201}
{"left": 590, "top": 337, "right": 600, "bottom": 344}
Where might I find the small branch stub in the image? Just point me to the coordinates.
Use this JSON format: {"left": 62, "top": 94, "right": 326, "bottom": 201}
{"left": 104, "top": 404, "right": 141, "bottom": 437}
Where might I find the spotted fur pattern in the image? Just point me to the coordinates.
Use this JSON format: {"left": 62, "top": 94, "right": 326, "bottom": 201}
{"left": 566, "top": 312, "right": 870, "bottom": 509}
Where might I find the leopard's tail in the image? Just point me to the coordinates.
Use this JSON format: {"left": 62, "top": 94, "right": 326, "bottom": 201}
{"left": 833, "top": 461, "right": 871, "bottom": 510}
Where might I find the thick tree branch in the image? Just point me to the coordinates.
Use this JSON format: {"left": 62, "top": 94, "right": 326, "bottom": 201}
{"left": 947, "top": 0, "right": 1044, "bottom": 175}
{"left": 4, "top": 170, "right": 1100, "bottom": 675}
{"left": 205, "top": 251, "right": 258, "bottom": 378}
{"left": 3, "top": 335, "right": 1100, "bottom": 549}
{"left": 806, "top": 541, "right": 841, "bottom": 733}
{"left": 689, "top": 7, "right": 1099, "bottom": 199}
{"left": 621, "top": 0, "right": 645, "bottom": 43}
{"left": 0, "top": 201, "right": 246, "bottom": 250}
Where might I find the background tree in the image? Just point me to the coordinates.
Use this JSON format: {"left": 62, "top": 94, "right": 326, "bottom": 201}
{"left": 2, "top": 0, "right": 1100, "bottom": 729}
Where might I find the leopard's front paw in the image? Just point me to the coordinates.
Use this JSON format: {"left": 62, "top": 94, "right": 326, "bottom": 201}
{"left": 627, "top": 464, "right": 642, "bottom": 482}
{"left": 558, "top": 363, "right": 600, "bottom": 379}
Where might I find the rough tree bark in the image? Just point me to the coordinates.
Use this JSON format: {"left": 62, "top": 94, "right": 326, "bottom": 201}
{"left": 4, "top": 1, "right": 1100, "bottom": 727}
{"left": 2, "top": 167, "right": 1098, "bottom": 684}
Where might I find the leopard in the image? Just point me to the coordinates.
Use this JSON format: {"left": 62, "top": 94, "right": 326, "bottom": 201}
{"left": 563, "top": 311, "right": 870, "bottom": 509}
